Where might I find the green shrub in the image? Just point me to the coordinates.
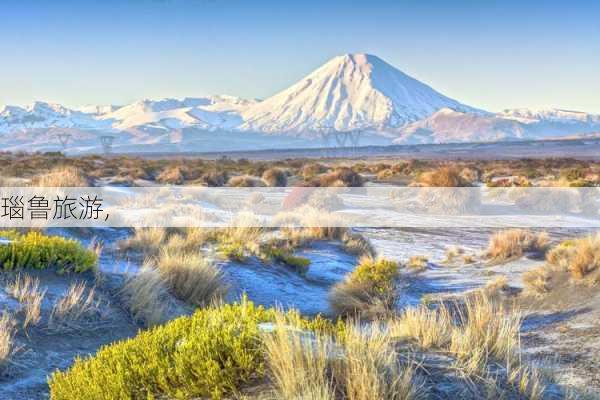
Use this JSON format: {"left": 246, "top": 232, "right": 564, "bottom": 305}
{"left": 264, "top": 247, "right": 310, "bottom": 274}
{"left": 0, "top": 231, "right": 97, "bottom": 273}
{"left": 49, "top": 298, "right": 338, "bottom": 400}
{"left": 349, "top": 256, "right": 399, "bottom": 295}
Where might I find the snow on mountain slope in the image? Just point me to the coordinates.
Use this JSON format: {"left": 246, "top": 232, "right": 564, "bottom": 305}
{"left": 0, "top": 102, "right": 109, "bottom": 133}
{"left": 394, "top": 107, "right": 600, "bottom": 144}
{"left": 393, "top": 108, "right": 528, "bottom": 144}
{"left": 99, "top": 96, "right": 256, "bottom": 130}
{"left": 499, "top": 108, "right": 600, "bottom": 125}
{"left": 2, "top": 54, "right": 600, "bottom": 152}
{"left": 239, "top": 53, "right": 479, "bottom": 134}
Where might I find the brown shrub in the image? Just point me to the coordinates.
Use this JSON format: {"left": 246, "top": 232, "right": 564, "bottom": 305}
{"left": 485, "top": 229, "right": 549, "bottom": 263}
{"left": 416, "top": 166, "right": 471, "bottom": 187}
{"left": 262, "top": 168, "right": 288, "bottom": 187}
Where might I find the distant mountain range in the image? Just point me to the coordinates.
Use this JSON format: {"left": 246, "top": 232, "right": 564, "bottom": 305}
{"left": 1, "top": 53, "right": 599, "bottom": 153}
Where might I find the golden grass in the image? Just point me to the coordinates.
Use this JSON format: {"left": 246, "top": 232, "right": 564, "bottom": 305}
{"left": 547, "top": 234, "right": 600, "bottom": 280}
{"left": 119, "top": 264, "right": 168, "bottom": 327}
{"left": 485, "top": 229, "right": 549, "bottom": 263}
{"left": 0, "top": 312, "right": 16, "bottom": 370}
{"left": 119, "top": 227, "right": 166, "bottom": 256}
{"left": 7, "top": 274, "right": 46, "bottom": 329}
{"left": 406, "top": 255, "right": 428, "bottom": 271}
{"left": 31, "top": 166, "right": 90, "bottom": 187}
{"left": 449, "top": 294, "right": 522, "bottom": 375}
{"left": 522, "top": 265, "right": 555, "bottom": 296}
{"left": 156, "top": 250, "right": 227, "bottom": 306}
{"left": 228, "top": 175, "right": 266, "bottom": 187}
{"left": 263, "top": 314, "right": 335, "bottom": 400}
{"left": 389, "top": 305, "right": 452, "bottom": 349}
{"left": 49, "top": 282, "right": 98, "bottom": 327}
{"left": 416, "top": 166, "right": 471, "bottom": 187}
{"left": 337, "top": 322, "right": 421, "bottom": 400}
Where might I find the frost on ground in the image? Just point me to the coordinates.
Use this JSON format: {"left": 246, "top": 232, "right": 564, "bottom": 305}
{"left": 0, "top": 227, "right": 598, "bottom": 398}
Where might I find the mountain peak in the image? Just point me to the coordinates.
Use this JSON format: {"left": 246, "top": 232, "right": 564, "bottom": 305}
{"left": 240, "top": 53, "right": 477, "bottom": 133}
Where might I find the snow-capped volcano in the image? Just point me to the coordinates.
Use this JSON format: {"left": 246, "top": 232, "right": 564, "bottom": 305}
{"left": 1, "top": 53, "right": 599, "bottom": 152}
{"left": 239, "top": 53, "right": 478, "bottom": 134}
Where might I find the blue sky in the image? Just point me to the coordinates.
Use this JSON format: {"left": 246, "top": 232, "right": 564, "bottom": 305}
{"left": 1, "top": 0, "right": 599, "bottom": 113}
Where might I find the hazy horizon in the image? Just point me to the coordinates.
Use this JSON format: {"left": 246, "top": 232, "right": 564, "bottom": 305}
{"left": 1, "top": 0, "right": 599, "bottom": 114}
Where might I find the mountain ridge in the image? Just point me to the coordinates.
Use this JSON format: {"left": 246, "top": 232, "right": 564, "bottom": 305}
{"left": 1, "top": 53, "right": 599, "bottom": 152}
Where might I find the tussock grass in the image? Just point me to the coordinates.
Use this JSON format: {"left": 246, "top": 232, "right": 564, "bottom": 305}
{"left": 49, "top": 282, "right": 99, "bottom": 329}
{"left": 406, "top": 255, "right": 428, "bottom": 271}
{"left": 449, "top": 294, "right": 522, "bottom": 375}
{"left": 337, "top": 322, "right": 421, "bottom": 400}
{"left": 416, "top": 166, "right": 471, "bottom": 187}
{"left": 546, "top": 234, "right": 600, "bottom": 280}
{"left": 264, "top": 314, "right": 335, "bottom": 400}
{"left": 389, "top": 305, "right": 452, "bottom": 349}
{"left": 228, "top": 175, "right": 266, "bottom": 187}
{"left": 522, "top": 265, "right": 555, "bottom": 296}
{"left": 0, "top": 312, "right": 16, "bottom": 370}
{"left": 156, "top": 250, "right": 227, "bottom": 306}
{"left": 31, "top": 166, "right": 90, "bottom": 187}
{"left": 330, "top": 257, "right": 399, "bottom": 318}
{"left": 522, "top": 234, "right": 600, "bottom": 294}
{"left": 119, "top": 264, "right": 168, "bottom": 327}
{"left": 119, "top": 227, "right": 166, "bottom": 256}
{"left": 7, "top": 274, "right": 46, "bottom": 329}
{"left": 485, "top": 229, "right": 549, "bottom": 263}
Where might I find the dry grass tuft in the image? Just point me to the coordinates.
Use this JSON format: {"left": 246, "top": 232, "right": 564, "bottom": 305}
{"left": 546, "top": 234, "right": 600, "bottom": 280}
{"left": 485, "top": 229, "right": 549, "bottom": 263}
{"left": 449, "top": 294, "right": 521, "bottom": 375}
{"left": 406, "top": 255, "right": 428, "bottom": 271}
{"left": 0, "top": 312, "right": 16, "bottom": 370}
{"left": 336, "top": 322, "right": 421, "bottom": 400}
{"left": 264, "top": 314, "right": 335, "bottom": 400}
{"left": 119, "top": 227, "right": 166, "bottom": 256}
{"left": 522, "top": 265, "right": 555, "bottom": 296}
{"left": 389, "top": 305, "right": 452, "bottom": 349}
{"left": 228, "top": 175, "right": 266, "bottom": 187}
{"left": 119, "top": 264, "right": 169, "bottom": 327}
{"left": 31, "top": 166, "right": 90, "bottom": 187}
{"left": 416, "top": 166, "right": 471, "bottom": 187}
{"left": 7, "top": 274, "right": 46, "bottom": 329}
{"left": 156, "top": 250, "right": 227, "bottom": 306}
{"left": 49, "top": 282, "right": 99, "bottom": 328}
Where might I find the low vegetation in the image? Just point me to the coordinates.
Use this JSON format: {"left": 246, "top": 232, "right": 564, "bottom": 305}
{"left": 49, "top": 282, "right": 100, "bottom": 330}
{"left": 0, "top": 312, "right": 16, "bottom": 371}
{"left": 330, "top": 257, "right": 399, "bottom": 317}
{"left": 119, "top": 264, "right": 169, "bottom": 327}
{"left": 523, "top": 233, "right": 600, "bottom": 294}
{"left": 7, "top": 274, "right": 46, "bottom": 329}
{"left": 31, "top": 166, "right": 91, "bottom": 187}
{"left": 49, "top": 292, "right": 554, "bottom": 400}
{"left": 406, "top": 255, "right": 428, "bottom": 271}
{"left": 0, "top": 230, "right": 98, "bottom": 273}
{"left": 485, "top": 229, "right": 549, "bottom": 263}
{"left": 155, "top": 249, "right": 227, "bottom": 306}
{"left": 48, "top": 298, "right": 334, "bottom": 400}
